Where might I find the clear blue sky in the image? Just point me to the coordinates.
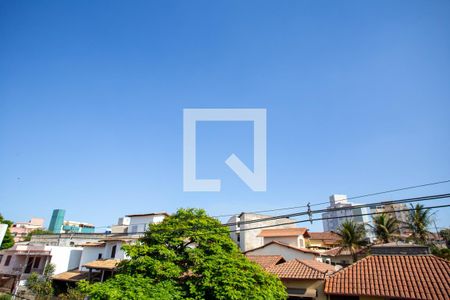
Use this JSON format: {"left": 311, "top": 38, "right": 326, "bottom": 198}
{"left": 1, "top": 0, "right": 449, "bottom": 232}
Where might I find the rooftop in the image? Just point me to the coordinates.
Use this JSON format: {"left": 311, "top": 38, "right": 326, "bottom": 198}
{"left": 52, "top": 270, "right": 89, "bottom": 282}
{"left": 324, "top": 255, "right": 450, "bottom": 300}
{"left": 244, "top": 241, "right": 319, "bottom": 255}
{"left": 308, "top": 232, "right": 341, "bottom": 244}
{"left": 246, "top": 255, "right": 285, "bottom": 268}
{"left": 83, "top": 259, "right": 122, "bottom": 270}
{"left": 125, "top": 212, "right": 169, "bottom": 218}
{"left": 268, "top": 259, "right": 336, "bottom": 279}
{"left": 258, "top": 228, "right": 309, "bottom": 237}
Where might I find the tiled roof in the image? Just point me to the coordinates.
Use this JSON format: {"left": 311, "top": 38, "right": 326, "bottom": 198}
{"left": 268, "top": 259, "right": 336, "bottom": 279}
{"left": 244, "top": 241, "right": 319, "bottom": 255}
{"left": 246, "top": 255, "right": 285, "bottom": 268}
{"left": 321, "top": 246, "right": 367, "bottom": 257}
{"left": 324, "top": 255, "right": 450, "bottom": 300}
{"left": 258, "top": 228, "right": 309, "bottom": 237}
{"left": 308, "top": 232, "right": 341, "bottom": 244}
{"left": 83, "top": 259, "right": 122, "bottom": 270}
{"left": 52, "top": 270, "right": 89, "bottom": 282}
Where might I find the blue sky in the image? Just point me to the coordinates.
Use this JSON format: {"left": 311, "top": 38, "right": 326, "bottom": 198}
{"left": 1, "top": 0, "right": 449, "bottom": 231}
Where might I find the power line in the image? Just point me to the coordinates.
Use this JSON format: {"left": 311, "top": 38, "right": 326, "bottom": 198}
{"left": 212, "top": 179, "right": 450, "bottom": 218}
{"left": 222, "top": 193, "right": 450, "bottom": 228}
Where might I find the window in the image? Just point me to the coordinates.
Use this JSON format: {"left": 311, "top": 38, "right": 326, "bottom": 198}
{"left": 33, "top": 257, "right": 41, "bottom": 268}
{"left": 111, "top": 245, "right": 117, "bottom": 258}
{"left": 0, "top": 255, "right": 3, "bottom": 264}
{"left": 98, "top": 253, "right": 103, "bottom": 259}
{"left": 4, "top": 255, "right": 12, "bottom": 266}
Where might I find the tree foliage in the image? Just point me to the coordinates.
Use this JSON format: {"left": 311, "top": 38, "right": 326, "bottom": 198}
{"left": 0, "top": 214, "right": 14, "bottom": 250}
{"left": 23, "top": 229, "right": 53, "bottom": 242}
{"left": 336, "top": 220, "right": 368, "bottom": 262}
{"left": 80, "top": 208, "right": 287, "bottom": 300}
{"left": 371, "top": 213, "right": 399, "bottom": 244}
{"left": 439, "top": 228, "right": 450, "bottom": 247}
{"left": 25, "top": 263, "right": 55, "bottom": 299}
{"left": 407, "top": 204, "right": 433, "bottom": 244}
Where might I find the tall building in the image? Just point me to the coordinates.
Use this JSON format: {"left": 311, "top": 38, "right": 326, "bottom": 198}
{"left": 322, "top": 195, "right": 374, "bottom": 241}
{"left": 48, "top": 209, "right": 95, "bottom": 234}
{"left": 48, "top": 209, "right": 65, "bottom": 233}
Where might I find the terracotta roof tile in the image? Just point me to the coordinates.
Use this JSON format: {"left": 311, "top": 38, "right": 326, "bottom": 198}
{"left": 268, "top": 259, "right": 336, "bottom": 279}
{"left": 258, "top": 228, "right": 309, "bottom": 237}
{"left": 246, "top": 255, "right": 285, "bottom": 268}
{"left": 83, "top": 259, "right": 122, "bottom": 270}
{"left": 52, "top": 270, "right": 89, "bottom": 282}
{"left": 322, "top": 246, "right": 367, "bottom": 257}
{"left": 324, "top": 255, "right": 450, "bottom": 300}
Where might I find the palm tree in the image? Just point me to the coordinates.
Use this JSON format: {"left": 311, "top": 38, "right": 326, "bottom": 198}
{"left": 408, "top": 204, "right": 433, "bottom": 244}
{"left": 371, "top": 213, "right": 399, "bottom": 244}
{"left": 336, "top": 220, "right": 368, "bottom": 262}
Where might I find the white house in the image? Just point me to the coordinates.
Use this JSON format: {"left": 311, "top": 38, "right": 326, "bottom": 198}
{"left": 0, "top": 244, "right": 82, "bottom": 286}
{"left": 244, "top": 241, "right": 319, "bottom": 261}
{"left": 111, "top": 212, "right": 169, "bottom": 235}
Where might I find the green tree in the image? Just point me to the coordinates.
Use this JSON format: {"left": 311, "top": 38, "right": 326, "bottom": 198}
{"left": 407, "top": 204, "right": 433, "bottom": 244}
{"left": 0, "top": 214, "right": 14, "bottom": 250}
{"left": 336, "top": 220, "right": 368, "bottom": 262}
{"left": 371, "top": 213, "right": 399, "bottom": 244}
{"left": 80, "top": 208, "right": 287, "bottom": 300}
{"left": 23, "top": 229, "right": 53, "bottom": 242}
{"left": 439, "top": 228, "right": 450, "bottom": 247}
{"left": 25, "top": 263, "right": 55, "bottom": 299}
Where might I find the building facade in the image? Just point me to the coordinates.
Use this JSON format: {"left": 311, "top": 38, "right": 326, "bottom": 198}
{"left": 48, "top": 209, "right": 95, "bottom": 234}
{"left": 10, "top": 218, "right": 45, "bottom": 243}
{"left": 227, "top": 213, "right": 297, "bottom": 252}
{"left": 322, "top": 195, "right": 374, "bottom": 241}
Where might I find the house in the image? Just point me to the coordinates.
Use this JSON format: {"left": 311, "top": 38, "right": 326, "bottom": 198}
{"left": 244, "top": 241, "right": 319, "bottom": 261}
{"left": 111, "top": 212, "right": 168, "bottom": 235}
{"left": 267, "top": 259, "right": 337, "bottom": 300}
{"left": 10, "top": 218, "right": 45, "bottom": 243}
{"left": 258, "top": 228, "right": 311, "bottom": 249}
{"left": 53, "top": 235, "right": 138, "bottom": 288}
{"left": 0, "top": 244, "right": 82, "bottom": 290}
{"left": 306, "top": 232, "right": 341, "bottom": 251}
{"left": 371, "top": 242, "right": 431, "bottom": 255}
{"left": 320, "top": 246, "right": 367, "bottom": 266}
{"left": 227, "top": 213, "right": 297, "bottom": 252}
{"left": 324, "top": 255, "right": 450, "bottom": 300}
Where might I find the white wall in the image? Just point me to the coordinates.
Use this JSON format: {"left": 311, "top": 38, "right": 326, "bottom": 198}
{"left": 246, "top": 243, "right": 317, "bottom": 261}
{"left": 48, "top": 246, "right": 82, "bottom": 275}
{"left": 128, "top": 215, "right": 165, "bottom": 234}
{"left": 79, "top": 247, "right": 104, "bottom": 271}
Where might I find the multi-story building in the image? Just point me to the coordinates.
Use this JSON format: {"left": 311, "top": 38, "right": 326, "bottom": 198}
{"left": 48, "top": 209, "right": 95, "bottom": 234}
{"left": 110, "top": 212, "right": 169, "bottom": 235}
{"left": 322, "top": 195, "right": 374, "bottom": 241}
{"left": 370, "top": 203, "right": 410, "bottom": 236}
{"left": 10, "top": 218, "right": 45, "bottom": 243}
{"left": 227, "top": 213, "right": 297, "bottom": 252}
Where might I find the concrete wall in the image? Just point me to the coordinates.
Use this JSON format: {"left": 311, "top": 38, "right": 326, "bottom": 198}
{"left": 282, "top": 279, "right": 326, "bottom": 300}
{"left": 30, "top": 234, "right": 107, "bottom": 247}
{"left": 245, "top": 243, "right": 317, "bottom": 261}
{"left": 48, "top": 246, "right": 82, "bottom": 275}
{"left": 128, "top": 215, "right": 165, "bottom": 234}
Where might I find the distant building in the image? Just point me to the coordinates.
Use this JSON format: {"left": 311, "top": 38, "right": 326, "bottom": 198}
{"left": 48, "top": 209, "right": 95, "bottom": 234}
{"left": 110, "top": 212, "right": 169, "bottom": 235}
{"left": 370, "top": 203, "right": 410, "bottom": 236}
{"left": 10, "top": 218, "right": 45, "bottom": 243}
{"left": 227, "top": 213, "right": 297, "bottom": 252}
{"left": 322, "top": 195, "right": 374, "bottom": 241}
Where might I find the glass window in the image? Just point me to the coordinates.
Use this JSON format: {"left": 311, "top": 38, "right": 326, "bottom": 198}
{"left": 33, "top": 257, "right": 41, "bottom": 268}
{"left": 5, "top": 255, "right": 12, "bottom": 266}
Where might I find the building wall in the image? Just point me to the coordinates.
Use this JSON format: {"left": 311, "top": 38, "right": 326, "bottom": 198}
{"left": 262, "top": 236, "right": 306, "bottom": 248}
{"left": 282, "top": 279, "right": 326, "bottom": 300}
{"left": 228, "top": 213, "right": 297, "bottom": 252}
{"left": 48, "top": 246, "right": 82, "bottom": 275}
{"left": 48, "top": 209, "right": 66, "bottom": 233}
{"left": 245, "top": 243, "right": 317, "bottom": 261}
{"left": 128, "top": 215, "right": 166, "bottom": 234}
{"left": 79, "top": 247, "right": 104, "bottom": 271}
{"left": 30, "top": 233, "right": 107, "bottom": 247}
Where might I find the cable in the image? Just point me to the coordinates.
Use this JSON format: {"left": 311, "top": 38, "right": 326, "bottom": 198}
{"left": 212, "top": 179, "right": 450, "bottom": 218}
